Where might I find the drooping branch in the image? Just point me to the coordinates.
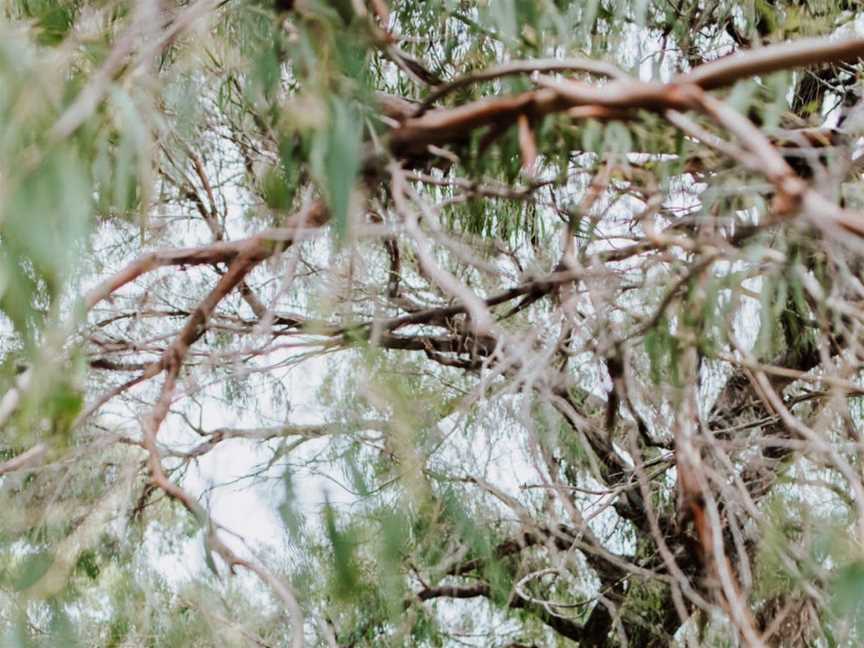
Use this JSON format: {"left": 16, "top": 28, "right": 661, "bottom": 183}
{"left": 84, "top": 201, "right": 327, "bottom": 310}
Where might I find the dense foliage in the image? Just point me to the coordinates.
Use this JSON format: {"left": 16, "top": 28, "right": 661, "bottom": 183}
{"left": 3, "top": 1, "right": 864, "bottom": 646}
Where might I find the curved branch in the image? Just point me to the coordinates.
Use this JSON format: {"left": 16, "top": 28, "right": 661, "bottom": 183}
{"left": 679, "top": 35, "right": 864, "bottom": 91}
{"left": 84, "top": 201, "right": 327, "bottom": 310}
{"left": 416, "top": 57, "right": 627, "bottom": 115}
{"left": 389, "top": 35, "right": 864, "bottom": 159}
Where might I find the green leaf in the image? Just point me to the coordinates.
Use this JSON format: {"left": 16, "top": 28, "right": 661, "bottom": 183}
{"left": 833, "top": 561, "right": 864, "bottom": 635}
{"left": 25, "top": 1, "right": 75, "bottom": 46}
{"left": 261, "top": 165, "right": 294, "bottom": 210}
{"left": 12, "top": 551, "right": 54, "bottom": 591}
{"left": 202, "top": 535, "right": 219, "bottom": 576}
{"left": 46, "top": 380, "right": 84, "bottom": 443}
{"left": 278, "top": 469, "right": 306, "bottom": 539}
{"left": 323, "top": 499, "right": 361, "bottom": 601}
{"left": 377, "top": 509, "right": 407, "bottom": 618}
{"left": 313, "top": 98, "right": 362, "bottom": 241}
{"left": 74, "top": 549, "right": 100, "bottom": 581}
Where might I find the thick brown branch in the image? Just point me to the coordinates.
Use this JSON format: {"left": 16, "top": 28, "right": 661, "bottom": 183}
{"left": 679, "top": 36, "right": 864, "bottom": 91}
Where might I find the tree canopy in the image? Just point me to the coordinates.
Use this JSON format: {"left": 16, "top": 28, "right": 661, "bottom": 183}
{"left": 3, "top": 0, "right": 864, "bottom": 646}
